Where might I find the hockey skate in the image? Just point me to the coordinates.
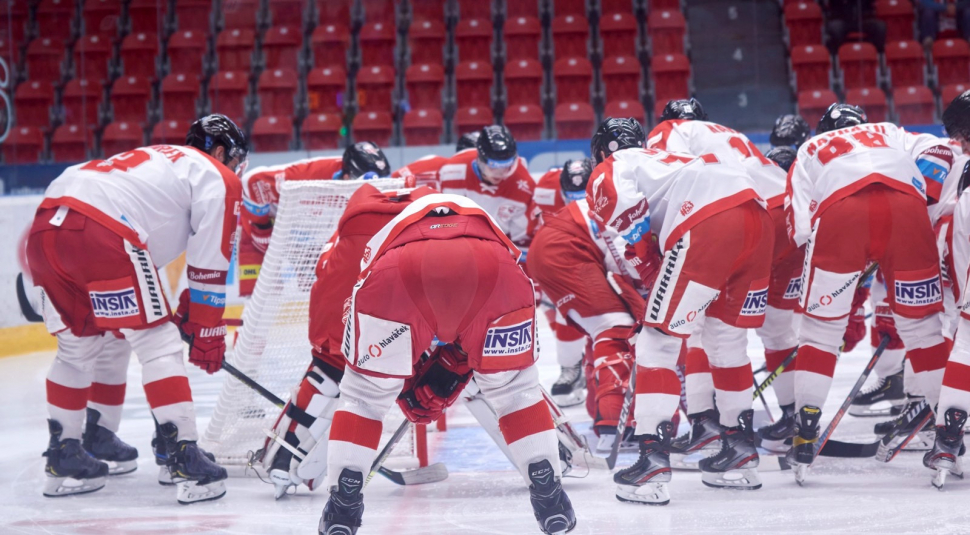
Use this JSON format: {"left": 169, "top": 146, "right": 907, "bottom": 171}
{"left": 528, "top": 459, "right": 576, "bottom": 535}
{"left": 82, "top": 408, "right": 138, "bottom": 475}
{"left": 669, "top": 409, "right": 720, "bottom": 470}
{"left": 849, "top": 372, "right": 906, "bottom": 417}
{"left": 550, "top": 364, "right": 586, "bottom": 408}
{"left": 699, "top": 409, "right": 761, "bottom": 490}
{"left": 924, "top": 408, "right": 967, "bottom": 490}
{"left": 614, "top": 421, "right": 675, "bottom": 505}
{"left": 318, "top": 468, "right": 364, "bottom": 535}
{"left": 158, "top": 422, "right": 228, "bottom": 504}
{"left": 268, "top": 437, "right": 300, "bottom": 499}
{"left": 875, "top": 398, "right": 934, "bottom": 461}
{"left": 787, "top": 406, "right": 821, "bottom": 486}
{"left": 43, "top": 419, "right": 109, "bottom": 497}
{"left": 756, "top": 404, "right": 796, "bottom": 453}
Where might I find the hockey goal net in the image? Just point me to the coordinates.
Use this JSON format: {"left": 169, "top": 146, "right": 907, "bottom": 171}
{"left": 201, "top": 178, "right": 427, "bottom": 475}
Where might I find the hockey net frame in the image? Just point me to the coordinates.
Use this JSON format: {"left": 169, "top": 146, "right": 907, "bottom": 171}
{"left": 201, "top": 178, "right": 427, "bottom": 476}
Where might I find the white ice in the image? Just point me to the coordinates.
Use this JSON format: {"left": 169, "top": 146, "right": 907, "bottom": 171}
{"left": 3, "top": 321, "right": 970, "bottom": 535}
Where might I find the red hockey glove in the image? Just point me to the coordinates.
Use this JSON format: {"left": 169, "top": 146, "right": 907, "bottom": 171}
{"left": 250, "top": 222, "right": 273, "bottom": 254}
{"left": 872, "top": 305, "right": 906, "bottom": 350}
{"left": 173, "top": 289, "right": 227, "bottom": 374}
{"left": 841, "top": 285, "right": 869, "bottom": 352}
{"left": 397, "top": 345, "right": 473, "bottom": 424}
{"left": 624, "top": 233, "right": 662, "bottom": 290}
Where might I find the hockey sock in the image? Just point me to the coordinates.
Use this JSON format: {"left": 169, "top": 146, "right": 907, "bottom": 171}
{"left": 88, "top": 337, "right": 131, "bottom": 433}
{"left": 685, "top": 346, "right": 715, "bottom": 415}
{"left": 764, "top": 347, "right": 796, "bottom": 406}
{"left": 326, "top": 410, "right": 382, "bottom": 487}
{"left": 47, "top": 366, "right": 91, "bottom": 441}
{"left": 633, "top": 328, "right": 683, "bottom": 434}
{"left": 710, "top": 363, "right": 754, "bottom": 427}
{"left": 793, "top": 345, "right": 838, "bottom": 411}
{"left": 142, "top": 352, "right": 198, "bottom": 442}
{"left": 498, "top": 400, "right": 559, "bottom": 482}
{"left": 936, "top": 321, "right": 970, "bottom": 426}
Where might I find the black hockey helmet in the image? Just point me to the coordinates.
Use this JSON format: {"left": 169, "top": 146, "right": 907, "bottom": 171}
{"left": 476, "top": 125, "right": 519, "bottom": 183}
{"left": 659, "top": 98, "right": 708, "bottom": 122}
{"left": 559, "top": 158, "right": 594, "bottom": 202}
{"left": 816, "top": 103, "right": 867, "bottom": 135}
{"left": 341, "top": 141, "right": 391, "bottom": 180}
{"left": 959, "top": 159, "right": 970, "bottom": 198}
{"left": 590, "top": 117, "right": 645, "bottom": 163}
{"left": 943, "top": 89, "right": 970, "bottom": 144}
{"left": 770, "top": 114, "right": 811, "bottom": 148}
{"left": 456, "top": 130, "right": 481, "bottom": 152}
{"left": 765, "top": 146, "right": 797, "bottom": 173}
{"left": 185, "top": 114, "right": 248, "bottom": 174}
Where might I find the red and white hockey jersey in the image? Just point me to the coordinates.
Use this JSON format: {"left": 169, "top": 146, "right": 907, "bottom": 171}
{"left": 39, "top": 145, "right": 241, "bottom": 325}
{"left": 241, "top": 156, "right": 343, "bottom": 226}
{"left": 391, "top": 154, "right": 449, "bottom": 189}
{"left": 586, "top": 148, "right": 763, "bottom": 252}
{"left": 527, "top": 168, "right": 567, "bottom": 237}
{"left": 786, "top": 123, "right": 956, "bottom": 246}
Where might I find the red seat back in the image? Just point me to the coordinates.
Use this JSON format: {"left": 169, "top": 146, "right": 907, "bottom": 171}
{"left": 111, "top": 75, "right": 152, "bottom": 123}
{"left": 784, "top": 2, "right": 824, "bottom": 47}
{"left": 845, "top": 86, "right": 888, "bottom": 122}
{"left": 406, "top": 63, "right": 445, "bottom": 109}
{"left": 222, "top": 0, "right": 259, "bottom": 29}
{"left": 553, "top": 56, "right": 593, "bottom": 104}
{"left": 258, "top": 68, "right": 299, "bottom": 116}
{"left": 83, "top": 0, "right": 123, "bottom": 37}
{"left": 150, "top": 119, "right": 191, "bottom": 145}
{"left": 302, "top": 113, "right": 343, "bottom": 150}
{"left": 51, "top": 124, "right": 93, "bottom": 163}
{"left": 942, "top": 83, "right": 970, "bottom": 108}
{"left": 552, "top": 14, "right": 589, "bottom": 59}
{"left": 160, "top": 73, "right": 201, "bottom": 122}
{"left": 263, "top": 26, "right": 302, "bottom": 72}
{"left": 504, "top": 16, "right": 542, "bottom": 61}
{"left": 36, "top": 0, "right": 76, "bottom": 40}
{"left": 62, "top": 79, "right": 102, "bottom": 126}
{"left": 504, "top": 103, "right": 545, "bottom": 141}
{"left": 893, "top": 85, "right": 935, "bottom": 125}
{"left": 217, "top": 28, "right": 256, "bottom": 72}
{"left": 409, "top": 19, "right": 446, "bottom": 64}
{"left": 127, "top": 0, "right": 166, "bottom": 34}
{"left": 790, "top": 44, "right": 832, "bottom": 91}
{"left": 456, "top": 19, "right": 493, "bottom": 63}
{"left": 356, "top": 64, "right": 395, "bottom": 113}
{"left": 208, "top": 70, "right": 250, "bottom": 125}
{"left": 168, "top": 31, "right": 208, "bottom": 75}
{"left": 25, "top": 38, "right": 66, "bottom": 84}
{"left": 360, "top": 21, "right": 397, "bottom": 67}
{"left": 403, "top": 108, "right": 444, "bottom": 145}
{"left": 307, "top": 66, "right": 347, "bottom": 113}
{"left": 312, "top": 24, "right": 350, "bottom": 69}
{"left": 361, "top": 0, "right": 395, "bottom": 24}
{"left": 602, "top": 55, "right": 641, "bottom": 102}
{"left": 74, "top": 35, "right": 113, "bottom": 82}
{"left": 268, "top": 0, "right": 304, "bottom": 26}
{"left": 933, "top": 39, "right": 970, "bottom": 86}
{"left": 3, "top": 126, "right": 44, "bottom": 164}
{"left": 797, "top": 88, "right": 838, "bottom": 126}
{"left": 172, "top": 0, "right": 213, "bottom": 32}
{"left": 875, "top": 0, "right": 916, "bottom": 42}
{"left": 838, "top": 42, "right": 879, "bottom": 89}
{"left": 15, "top": 80, "right": 55, "bottom": 128}
{"left": 101, "top": 121, "right": 144, "bottom": 157}
{"left": 600, "top": 12, "right": 638, "bottom": 58}
{"left": 885, "top": 40, "right": 924, "bottom": 87}
{"left": 651, "top": 54, "right": 690, "bottom": 114}
{"left": 120, "top": 32, "right": 160, "bottom": 79}
{"left": 456, "top": 0, "right": 491, "bottom": 20}
{"left": 505, "top": 58, "right": 543, "bottom": 106}
{"left": 352, "top": 111, "right": 393, "bottom": 147}
{"left": 455, "top": 106, "right": 493, "bottom": 135}
{"left": 555, "top": 101, "right": 595, "bottom": 140}
{"left": 507, "top": 0, "right": 539, "bottom": 17}
{"left": 553, "top": 0, "right": 586, "bottom": 16}
{"left": 411, "top": 0, "right": 446, "bottom": 22}
{"left": 251, "top": 115, "right": 294, "bottom": 152}
{"left": 318, "top": 0, "right": 353, "bottom": 25}
{"left": 604, "top": 99, "right": 647, "bottom": 123}
{"left": 455, "top": 61, "right": 494, "bottom": 108}
{"left": 648, "top": 10, "right": 686, "bottom": 55}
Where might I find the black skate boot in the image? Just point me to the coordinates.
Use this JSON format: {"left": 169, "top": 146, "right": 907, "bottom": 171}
{"left": 925, "top": 408, "right": 968, "bottom": 489}
{"left": 158, "top": 422, "right": 227, "bottom": 504}
{"left": 614, "top": 421, "right": 675, "bottom": 505}
{"left": 875, "top": 398, "right": 935, "bottom": 461}
{"left": 43, "top": 419, "right": 109, "bottom": 497}
{"left": 849, "top": 371, "right": 906, "bottom": 417}
{"left": 528, "top": 459, "right": 576, "bottom": 535}
{"left": 875, "top": 396, "right": 930, "bottom": 435}
{"left": 669, "top": 409, "right": 720, "bottom": 470}
{"left": 699, "top": 409, "right": 761, "bottom": 490}
{"left": 756, "top": 403, "right": 796, "bottom": 453}
{"left": 82, "top": 408, "right": 138, "bottom": 475}
{"left": 153, "top": 419, "right": 217, "bottom": 486}
{"left": 550, "top": 364, "right": 586, "bottom": 408}
{"left": 787, "top": 405, "right": 821, "bottom": 486}
{"left": 318, "top": 468, "right": 365, "bottom": 535}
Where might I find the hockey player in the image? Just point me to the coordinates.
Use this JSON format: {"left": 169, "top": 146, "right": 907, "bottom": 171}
{"left": 238, "top": 142, "right": 391, "bottom": 295}
{"left": 765, "top": 146, "right": 797, "bottom": 172}
{"left": 390, "top": 132, "right": 481, "bottom": 188}
{"left": 785, "top": 104, "right": 956, "bottom": 483}
{"left": 319, "top": 194, "right": 575, "bottom": 535}
{"left": 26, "top": 114, "right": 243, "bottom": 502}
{"left": 587, "top": 118, "right": 774, "bottom": 504}
{"left": 770, "top": 113, "right": 812, "bottom": 149}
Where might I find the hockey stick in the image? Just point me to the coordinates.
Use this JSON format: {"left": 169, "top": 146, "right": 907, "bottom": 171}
{"left": 754, "top": 369, "right": 774, "bottom": 422}
{"left": 16, "top": 273, "right": 43, "bottom": 323}
{"left": 606, "top": 368, "right": 636, "bottom": 470}
{"left": 222, "top": 360, "right": 286, "bottom": 409}
{"left": 752, "top": 347, "right": 797, "bottom": 401}
{"left": 539, "top": 386, "right": 611, "bottom": 470}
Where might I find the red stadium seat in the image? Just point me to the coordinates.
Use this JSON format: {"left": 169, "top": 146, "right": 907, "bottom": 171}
{"left": 312, "top": 24, "right": 350, "bottom": 69}
{"left": 0, "top": 2, "right": 28, "bottom": 48}
{"left": 648, "top": 10, "right": 686, "bottom": 56}
{"left": 258, "top": 68, "right": 299, "bottom": 116}
{"left": 790, "top": 44, "right": 832, "bottom": 92}
{"left": 646, "top": 0, "right": 681, "bottom": 9}
{"left": 352, "top": 111, "right": 393, "bottom": 147}
{"left": 160, "top": 73, "right": 201, "bottom": 122}
{"left": 208, "top": 70, "right": 250, "bottom": 125}
{"left": 409, "top": 19, "right": 446, "bottom": 64}
{"left": 307, "top": 66, "right": 347, "bottom": 113}
{"left": 604, "top": 99, "right": 647, "bottom": 123}
{"left": 83, "top": 0, "right": 123, "bottom": 37}
{"left": 150, "top": 119, "right": 191, "bottom": 145}
{"left": 101, "top": 121, "right": 144, "bottom": 157}
{"left": 600, "top": 12, "right": 638, "bottom": 59}
{"left": 553, "top": 56, "right": 593, "bottom": 104}
{"left": 456, "top": 19, "right": 493, "bottom": 63}
{"left": 0, "top": 38, "right": 19, "bottom": 72}
{"left": 552, "top": 14, "right": 589, "bottom": 59}
{"left": 411, "top": 0, "right": 446, "bottom": 22}
{"left": 875, "top": 0, "right": 916, "bottom": 42}
{"left": 356, "top": 64, "right": 395, "bottom": 113}
{"left": 504, "top": 16, "right": 542, "bottom": 61}
{"left": 360, "top": 21, "right": 397, "bottom": 67}
{"left": 507, "top": 0, "right": 540, "bottom": 18}
{"left": 127, "top": 0, "right": 166, "bottom": 34}
{"left": 361, "top": 0, "right": 395, "bottom": 24}
{"left": 268, "top": 0, "right": 304, "bottom": 27}
{"left": 74, "top": 35, "right": 113, "bottom": 83}
{"left": 942, "top": 83, "right": 970, "bottom": 108}
{"left": 119, "top": 32, "right": 159, "bottom": 79}
{"left": 62, "top": 79, "right": 102, "bottom": 126}
{"left": 222, "top": 0, "right": 259, "bottom": 29}
{"left": 51, "top": 123, "right": 93, "bottom": 163}
{"left": 455, "top": 61, "right": 494, "bottom": 108}
{"left": 651, "top": 53, "right": 691, "bottom": 115}
{"left": 797, "top": 88, "right": 838, "bottom": 126}
{"left": 845, "top": 87, "right": 889, "bottom": 122}
{"left": 406, "top": 63, "right": 445, "bottom": 110}
{"left": 602, "top": 55, "right": 641, "bottom": 102}
{"left": 318, "top": 0, "right": 353, "bottom": 25}
{"left": 262, "top": 26, "right": 301, "bottom": 72}
{"left": 172, "top": 0, "right": 213, "bottom": 32}
{"left": 885, "top": 40, "right": 925, "bottom": 88}
{"left": 167, "top": 31, "right": 207, "bottom": 76}
{"left": 552, "top": 0, "right": 586, "bottom": 16}
{"left": 838, "top": 42, "right": 880, "bottom": 90}
{"left": 302, "top": 112, "right": 343, "bottom": 150}
{"left": 403, "top": 108, "right": 444, "bottom": 145}
{"left": 14, "top": 80, "right": 54, "bottom": 128}
{"left": 893, "top": 85, "right": 935, "bottom": 124}
{"left": 36, "top": 0, "right": 75, "bottom": 41}
{"left": 456, "top": 0, "right": 491, "bottom": 20}
{"left": 2, "top": 126, "right": 44, "bottom": 164}
{"left": 455, "top": 105, "right": 493, "bottom": 135}
{"left": 555, "top": 101, "right": 595, "bottom": 140}
{"left": 110, "top": 75, "right": 152, "bottom": 123}
{"left": 504, "top": 104, "right": 545, "bottom": 141}
{"left": 217, "top": 28, "right": 256, "bottom": 72}
{"left": 784, "top": 2, "right": 824, "bottom": 47}
{"left": 251, "top": 115, "right": 294, "bottom": 152}
{"left": 505, "top": 58, "right": 543, "bottom": 106}
{"left": 932, "top": 39, "right": 970, "bottom": 87}
{"left": 25, "top": 38, "right": 67, "bottom": 84}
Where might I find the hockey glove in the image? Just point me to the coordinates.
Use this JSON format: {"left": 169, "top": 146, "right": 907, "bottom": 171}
{"left": 397, "top": 345, "right": 473, "bottom": 424}
{"left": 872, "top": 305, "right": 905, "bottom": 350}
{"left": 250, "top": 222, "right": 274, "bottom": 254}
{"left": 623, "top": 233, "right": 663, "bottom": 290}
{"left": 841, "top": 286, "right": 869, "bottom": 352}
{"left": 173, "top": 289, "right": 228, "bottom": 374}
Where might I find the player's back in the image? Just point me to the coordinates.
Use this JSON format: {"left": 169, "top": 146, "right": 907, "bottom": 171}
{"left": 242, "top": 156, "right": 343, "bottom": 216}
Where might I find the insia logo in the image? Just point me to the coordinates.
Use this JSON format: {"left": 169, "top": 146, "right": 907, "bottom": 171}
{"left": 741, "top": 288, "right": 769, "bottom": 316}
{"left": 680, "top": 201, "right": 694, "bottom": 216}
{"left": 90, "top": 289, "right": 140, "bottom": 318}
{"left": 483, "top": 319, "right": 533, "bottom": 356}
{"left": 895, "top": 276, "right": 942, "bottom": 306}
{"left": 784, "top": 277, "right": 802, "bottom": 300}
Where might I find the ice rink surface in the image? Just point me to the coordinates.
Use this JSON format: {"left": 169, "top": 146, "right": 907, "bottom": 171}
{"left": 4, "top": 322, "right": 970, "bottom": 535}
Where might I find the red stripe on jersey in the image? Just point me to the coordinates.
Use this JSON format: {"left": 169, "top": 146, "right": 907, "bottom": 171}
{"left": 711, "top": 363, "right": 754, "bottom": 392}
{"left": 90, "top": 382, "right": 127, "bottom": 406}
{"left": 792, "top": 345, "right": 837, "bottom": 378}
{"left": 909, "top": 343, "right": 950, "bottom": 373}
{"left": 144, "top": 376, "right": 194, "bottom": 408}
{"left": 498, "top": 401, "right": 554, "bottom": 445}
{"left": 685, "top": 347, "right": 711, "bottom": 375}
{"left": 46, "top": 380, "right": 90, "bottom": 411}
{"left": 943, "top": 361, "right": 970, "bottom": 391}
{"left": 329, "top": 411, "right": 383, "bottom": 449}
{"left": 635, "top": 366, "right": 681, "bottom": 395}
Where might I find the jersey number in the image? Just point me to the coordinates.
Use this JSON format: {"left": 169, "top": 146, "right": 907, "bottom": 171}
{"left": 81, "top": 149, "right": 151, "bottom": 174}
{"left": 817, "top": 131, "right": 889, "bottom": 166}
{"left": 728, "top": 137, "right": 772, "bottom": 166}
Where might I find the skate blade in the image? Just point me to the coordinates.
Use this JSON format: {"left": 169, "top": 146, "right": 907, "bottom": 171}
{"left": 754, "top": 450, "right": 791, "bottom": 472}
{"left": 106, "top": 459, "right": 138, "bottom": 476}
{"left": 670, "top": 448, "right": 717, "bottom": 471}
{"left": 176, "top": 479, "right": 227, "bottom": 504}
{"left": 269, "top": 468, "right": 297, "bottom": 499}
{"left": 933, "top": 468, "right": 949, "bottom": 490}
{"left": 157, "top": 466, "right": 175, "bottom": 486}
{"left": 551, "top": 390, "right": 587, "bottom": 408}
{"left": 758, "top": 437, "right": 792, "bottom": 454}
{"left": 794, "top": 463, "right": 809, "bottom": 486}
{"left": 595, "top": 434, "right": 637, "bottom": 454}
{"left": 849, "top": 400, "right": 905, "bottom": 418}
{"left": 701, "top": 466, "right": 762, "bottom": 490}
{"left": 901, "top": 431, "right": 935, "bottom": 452}
{"left": 43, "top": 475, "right": 106, "bottom": 497}
{"left": 615, "top": 482, "right": 670, "bottom": 505}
